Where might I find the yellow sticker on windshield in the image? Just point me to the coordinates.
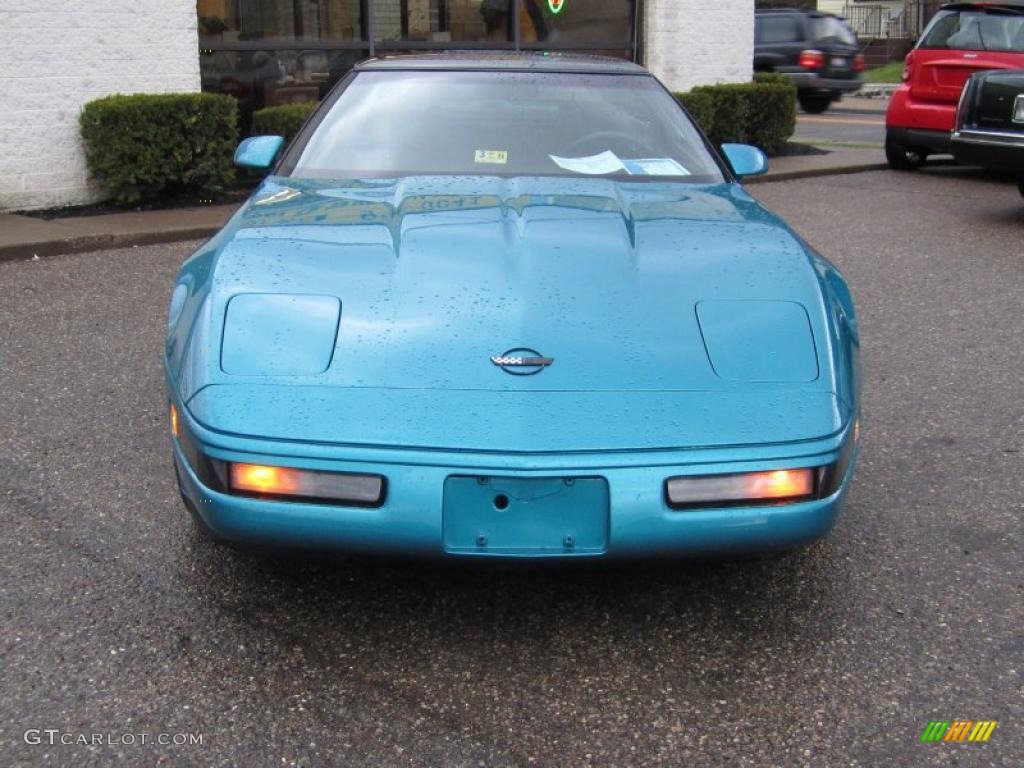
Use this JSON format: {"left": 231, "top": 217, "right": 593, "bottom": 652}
{"left": 474, "top": 150, "right": 508, "bottom": 165}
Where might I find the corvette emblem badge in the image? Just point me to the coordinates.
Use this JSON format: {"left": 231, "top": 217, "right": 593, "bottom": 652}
{"left": 491, "top": 348, "right": 554, "bottom": 376}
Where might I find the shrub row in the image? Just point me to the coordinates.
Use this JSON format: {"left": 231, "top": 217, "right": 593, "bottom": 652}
{"left": 80, "top": 93, "right": 238, "bottom": 205}
{"left": 676, "top": 73, "right": 797, "bottom": 156}
{"left": 252, "top": 102, "right": 319, "bottom": 142}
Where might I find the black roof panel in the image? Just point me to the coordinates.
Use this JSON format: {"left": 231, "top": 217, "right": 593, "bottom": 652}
{"left": 356, "top": 52, "right": 648, "bottom": 75}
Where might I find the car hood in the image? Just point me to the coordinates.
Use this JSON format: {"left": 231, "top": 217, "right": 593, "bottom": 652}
{"left": 169, "top": 176, "right": 848, "bottom": 450}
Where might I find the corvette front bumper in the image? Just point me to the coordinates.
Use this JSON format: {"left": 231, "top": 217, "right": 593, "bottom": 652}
{"left": 171, "top": 398, "right": 858, "bottom": 560}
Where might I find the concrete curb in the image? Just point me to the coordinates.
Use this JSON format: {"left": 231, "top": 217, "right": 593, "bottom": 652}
{"left": 858, "top": 83, "right": 898, "bottom": 99}
{"left": 0, "top": 226, "right": 220, "bottom": 262}
{"left": 746, "top": 162, "right": 890, "bottom": 184}
{"left": 0, "top": 162, "right": 891, "bottom": 261}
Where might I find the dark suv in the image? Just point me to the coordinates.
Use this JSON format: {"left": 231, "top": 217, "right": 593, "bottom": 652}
{"left": 755, "top": 9, "right": 865, "bottom": 113}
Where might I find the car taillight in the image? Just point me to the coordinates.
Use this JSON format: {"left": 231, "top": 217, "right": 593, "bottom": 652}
{"left": 853, "top": 54, "right": 866, "bottom": 73}
{"left": 901, "top": 53, "right": 914, "bottom": 82}
{"left": 798, "top": 50, "right": 826, "bottom": 70}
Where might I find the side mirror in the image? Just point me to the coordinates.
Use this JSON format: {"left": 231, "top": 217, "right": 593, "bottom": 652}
{"left": 234, "top": 136, "right": 285, "bottom": 170}
{"left": 721, "top": 143, "right": 769, "bottom": 178}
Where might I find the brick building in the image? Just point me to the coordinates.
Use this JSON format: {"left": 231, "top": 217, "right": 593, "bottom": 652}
{"left": 0, "top": 0, "right": 753, "bottom": 211}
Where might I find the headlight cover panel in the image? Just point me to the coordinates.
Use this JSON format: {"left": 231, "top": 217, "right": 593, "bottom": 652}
{"left": 697, "top": 300, "right": 819, "bottom": 383}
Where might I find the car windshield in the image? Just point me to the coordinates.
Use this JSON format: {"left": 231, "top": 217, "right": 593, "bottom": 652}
{"left": 282, "top": 69, "right": 724, "bottom": 183}
{"left": 810, "top": 16, "right": 857, "bottom": 46}
{"left": 920, "top": 9, "right": 1024, "bottom": 52}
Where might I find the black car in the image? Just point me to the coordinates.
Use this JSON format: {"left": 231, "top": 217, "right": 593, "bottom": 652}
{"left": 755, "top": 9, "right": 865, "bottom": 113}
{"left": 952, "top": 68, "right": 1024, "bottom": 200}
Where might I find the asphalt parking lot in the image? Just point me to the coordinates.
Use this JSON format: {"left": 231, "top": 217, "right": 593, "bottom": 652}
{"left": 1, "top": 168, "right": 1022, "bottom": 767}
{"left": 793, "top": 112, "right": 885, "bottom": 148}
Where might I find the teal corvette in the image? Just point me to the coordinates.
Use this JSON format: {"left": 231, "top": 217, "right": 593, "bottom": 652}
{"left": 166, "top": 54, "right": 860, "bottom": 558}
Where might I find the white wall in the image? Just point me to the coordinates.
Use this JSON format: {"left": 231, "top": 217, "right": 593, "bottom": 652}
{"left": 0, "top": 1, "right": 201, "bottom": 211}
{"left": 817, "top": 1, "right": 847, "bottom": 15}
{"left": 645, "top": 0, "right": 754, "bottom": 93}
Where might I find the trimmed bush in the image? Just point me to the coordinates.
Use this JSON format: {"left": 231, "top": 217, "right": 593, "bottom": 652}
{"left": 676, "top": 75, "right": 797, "bottom": 156}
{"left": 252, "top": 102, "right": 318, "bottom": 142}
{"left": 753, "top": 72, "right": 792, "bottom": 88}
{"left": 80, "top": 93, "right": 238, "bottom": 205}
{"left": 745, "top": 75, "right": 797, "bottom": 156}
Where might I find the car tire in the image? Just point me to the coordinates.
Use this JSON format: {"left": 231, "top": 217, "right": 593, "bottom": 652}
{"left": 885, "top": 135, "right": 927, "bottom": 171}
{"left": 798, "top": 92, "right": 833, "bottom": 114}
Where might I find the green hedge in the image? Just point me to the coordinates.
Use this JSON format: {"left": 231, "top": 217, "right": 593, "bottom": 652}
{"left": 252, "top": 102, "right": 318, "bottom": 142}
{"left": 80, "top": 93, "right": 238, "bottom": 205}
{"left": 676, "top": 73, "right": 797, "bottom": 156}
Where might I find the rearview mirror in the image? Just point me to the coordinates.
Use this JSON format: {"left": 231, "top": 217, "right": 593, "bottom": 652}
{"left": 721, "top": 143, "right": 769, "bottom": 178}
{"left": 234, "top": 136, "right": 285, "bottom": 170}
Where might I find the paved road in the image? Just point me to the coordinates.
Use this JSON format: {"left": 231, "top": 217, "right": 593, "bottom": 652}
{"left": 1, "top": 168, "right": 1022, "bottom": 767}
{"left": 794, "top": 112, "right": 886, "bottom": 148}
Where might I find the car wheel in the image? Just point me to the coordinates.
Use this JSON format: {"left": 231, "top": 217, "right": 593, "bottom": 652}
{"left": 798, "top": 93, "right": 833, "bottom": 114}
{"left": 885, "top": 135, "right": 927, "bottom": 171}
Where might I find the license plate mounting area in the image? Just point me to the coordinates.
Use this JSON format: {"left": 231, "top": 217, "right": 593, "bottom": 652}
{"left": 442, "top": 476, "right": 609, "bottom": 556}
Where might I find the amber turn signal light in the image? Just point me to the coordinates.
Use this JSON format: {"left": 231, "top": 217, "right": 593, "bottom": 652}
{"left": 666, "top": 468, "right": 815, "bottom": 508}
{"left": 229, "top": 462, "right": 385, "bottom": 506}
{"left": 231, "top": 463, "right": 303, "bottom": 495}
{"left": 170, "top": 403, "right": 179, "bottom": 439}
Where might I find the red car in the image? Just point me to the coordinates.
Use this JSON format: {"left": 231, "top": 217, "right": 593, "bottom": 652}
{"left": 886, "top": 1, "right": 1024, "bottom": 169}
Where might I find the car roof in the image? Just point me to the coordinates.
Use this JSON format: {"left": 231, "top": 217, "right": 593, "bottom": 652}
{"left": 355, "top": 52, "right": 649, "bottom": 75}
{"left": 755, "top": 9, "right": 849, "bottom": 22}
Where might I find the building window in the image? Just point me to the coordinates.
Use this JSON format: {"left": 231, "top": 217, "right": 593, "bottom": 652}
{"left": 373, "top": 0, "right": 513, "bottom": 45}
{"left": 521, "top": 0, "right": 634, "bottom": 47}
{"left": 198, "top": 0, "right": 364, "bottom": 42}
{"left": 198, "top": 1, "right": 369, "bottom": 128}
{"left": 197, "top": 0, "right": 638, "bottom": 132}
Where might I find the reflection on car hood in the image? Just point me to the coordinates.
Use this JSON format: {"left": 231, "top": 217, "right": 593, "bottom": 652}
{"left": 176, "top": 176, "right": 838, "bottom": 414}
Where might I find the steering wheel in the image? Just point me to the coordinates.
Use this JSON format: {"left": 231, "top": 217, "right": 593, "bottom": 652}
{"left": 563, "top": 130, "right": 641, "bottom": 157}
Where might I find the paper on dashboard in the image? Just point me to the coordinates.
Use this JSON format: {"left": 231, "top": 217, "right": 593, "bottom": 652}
{"left": 622, "top": 158, "right": 690, "bottom": 176}
{"left": 549, "top": 151, "right": 626, "bottom": 175}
